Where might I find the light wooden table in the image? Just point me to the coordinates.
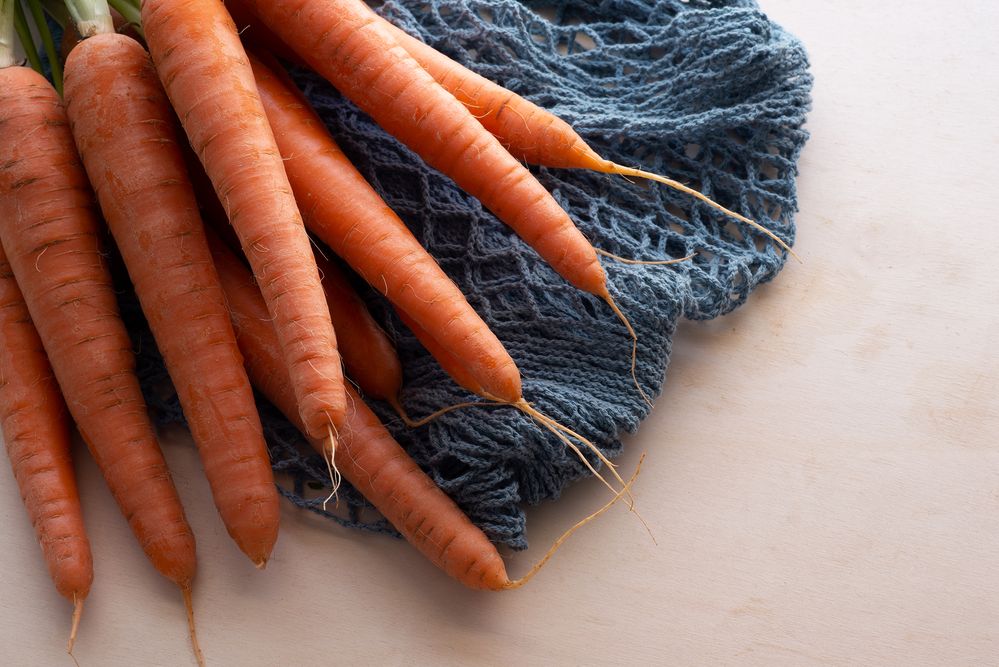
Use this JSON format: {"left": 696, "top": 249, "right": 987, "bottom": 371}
{"left": 3, "top": 1, "right": 998, "bottom": 664}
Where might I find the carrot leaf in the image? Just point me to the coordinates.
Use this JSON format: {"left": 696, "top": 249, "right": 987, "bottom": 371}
{"left": 27, "top": 0, "right": 61, "bottom": 94}
{"left": 1, "top": 0, "right": 22, "bottom": 68}
{"left": 106, "top": 0, "right": 140, "bottom": 38}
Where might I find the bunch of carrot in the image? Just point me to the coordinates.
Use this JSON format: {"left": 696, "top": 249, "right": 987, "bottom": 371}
{"left": 0, "top": 0, "right": 789, "bottom": 660}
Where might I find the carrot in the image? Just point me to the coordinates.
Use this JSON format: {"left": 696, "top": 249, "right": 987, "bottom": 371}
{"left": 206, "top": 231, "right": 509, "bottom": 590}
{"left": 141, "top": 0, "right": 344, "bottom": 441}
{"left": 247, "top": 52, "right": 521, "bottom": 405}
{"left": 0, "top": 240, "right": 92, "bottom": 651}
{"left": 62, "top": 32, "right": 280, "bottom": 567}
{"left": 240, "top": 0, "right": 609, "bottom": 298}
{"left": 312, "top": 250, "right": 403, "bottom": 404}
{"left": 359, "top": 5, "right": 795, "bottom": 257}
{"left": 0, "top": 65, "right": 196, "bottom": 587}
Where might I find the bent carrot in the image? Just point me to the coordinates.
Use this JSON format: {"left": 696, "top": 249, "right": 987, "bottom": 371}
{"left": 63, "top": 32, "right": 279, "bottom": 567}
{"left": 0, "top": 65, "right": 196, "bottom": 587}
{"left": 142, "top": 0, "right": 344, "bottom": 440}
{"left": 241, "top": 0, "right": 609, "bottom": 297}
{"left": 0, "top": 240, "right": 92, "bottom": 650}
{"left": 247, "top": 53, "right": 521, "bottom": 404}
{"left": 207, "top": 232, "right": 509, "bottom": 590}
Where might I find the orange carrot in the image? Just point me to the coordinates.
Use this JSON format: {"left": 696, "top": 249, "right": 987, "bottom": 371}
{"left": 142, "top": 0, "right": 344, "bottom": 440}
{"left": 241, "top": 0, "right": 609, "bottom": 298}
{"left": 0, "top": 65, "right": 196, "bottom": 587}
{"left": 207, "top": 232, "right": 509, "bottom": 590}
{"left": 0, "top": 240, "right": 92, "bottom": 650}
{"left": 312, "top": 250, "right": 403, "bottom": 404}
{"left": 193, "top": 167, "right": 404, "bottom": 404}
{"left": 364, "top": 5, "right": 792, "bottom": 254}
{"left": 247, "top": 52, "right": 521, "bottom": 404}
{"left": 63, "top": 33, "right": 279, "bottom": 567}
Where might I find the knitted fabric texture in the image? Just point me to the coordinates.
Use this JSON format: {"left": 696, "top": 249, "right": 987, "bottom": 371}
{"left": 133, "top": 0, "right": 812, "bottom": 549}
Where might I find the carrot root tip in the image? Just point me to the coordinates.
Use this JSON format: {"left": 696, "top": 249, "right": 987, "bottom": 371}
{"left": 604, "top": 162, "right": 800, "bottom": 262}
{"left": 182, "top": 585, "right": 206, "bottom": 667}
{"left": 321, "top": 425, "right": 343, "bottom": 511}
{"left": 601, "top": 292, "right": 654, "bottom": 409}
{"left": 67, "top": 596, "right": 84, "bottom": 656}
{"left": 504, "top": 453, "right": 648, "bottom": 589}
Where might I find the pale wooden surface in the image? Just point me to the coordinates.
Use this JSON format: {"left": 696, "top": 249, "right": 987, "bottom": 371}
{"left": 3, "top": 1, "right": 999, "bottom": 665}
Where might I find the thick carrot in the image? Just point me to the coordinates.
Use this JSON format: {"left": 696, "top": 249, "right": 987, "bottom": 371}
{"left": 62, "top": 33, "right": 279, "bottom": 567}
{"left": 247, "top": 53, "right": 521, "bottom": 404}
{"left": 0, "top": 65, "right": 196, "bottom": 586}
{"left": 0, "top": 240, "right": 92, "bottom": 647}
{"left": 207, "top": 232, "right": 509, "bottom": 591}
{"left": 241, "top": 0, "right": 609, "bottom": 297}
{"left": 141, "top": 0, "right": 344, "bottom": 440}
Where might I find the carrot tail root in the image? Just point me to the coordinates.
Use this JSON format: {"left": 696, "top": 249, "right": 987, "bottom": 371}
{"left": 182, "top": 585, "right": 206, "bottom": 667}
{"left": 321, "top": 425, "right": 343, "bottom": 512}
{"left": 67, "top": 595, "right": 84, "bottom": 656}
{"left": 504, "top": 453, "right": 648, "bottom": 589}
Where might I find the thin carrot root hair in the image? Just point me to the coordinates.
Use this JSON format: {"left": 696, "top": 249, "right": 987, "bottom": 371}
{"left": 601, "top": 292, "right": 653, "bottom": 409}
{"left": 504, "top": 453, "right": 647, "bottom": 589}
{"left": 392, "top": 395, "right": 648, "bottom": 526}
{"left": 600, "top": 162, "right": 799, "bottom": 261}
{"left": 321, "top": 423, "right": 343, "bottom": 512}
{"left": 595, "top": 249, "right": 697, "bottom": 266}
{"left": 67, "top": 596, "right": 83, "bottom": 656}
{"left": 182, "top": 585, "right": 206, "bottom": 667}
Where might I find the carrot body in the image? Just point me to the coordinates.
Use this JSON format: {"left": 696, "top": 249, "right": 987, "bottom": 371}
{"left": 248, "top": 53, "right": 521, "bottom": 403}
{"left": 242, "top": 0, "right": 607, "bottom": 297}
{"left": 312, "top": 251, "right": 402, "bottom": 403}
{"left": 370, "top": 11, "right": 602, "bottom": 170}
{"left": 208, "top": 234, "right": 509, "bottom": 590}
{"left": 142, "top": 0, "right": 344, "bottom": 440}
{"left": 395, "top": 308, "right": 486, "bottom": 398}
{"left": 0, "top": 240, "right": 93, "bottom": 603}
{"left": 0, "top": 66, "right": 195, "bottom": 585}
{"left": 63, "top": 34, "right": 280, "bottom": 566}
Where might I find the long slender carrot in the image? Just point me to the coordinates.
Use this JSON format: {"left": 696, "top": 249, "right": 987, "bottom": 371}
{"left": 141, "top": 0, "right": 344, "bottom": 441}
{"left": 364, "top": 5, "right": 794, "bottom": 255}
{"left": 0, "top": 65, "right": 196, "bottom": 587}
{"left": 241, "top": 0, "right": 609, "bottom": 298}
{"left": 247, "top": 52, "right": 522, "bottom": 405}
{"left": 0, "top": 240, "right": 92, "bottom": 650}
{"left": 207, "top": 232, "right": 509, "bottom": 590}
{"left": 62, "top": 32, "right": 280, "bottom": 567}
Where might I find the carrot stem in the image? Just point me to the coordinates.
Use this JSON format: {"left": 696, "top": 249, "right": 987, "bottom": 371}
{"left": 0, "top": 0, "right": 17, "bottom": 68}
{"left": 11, "top": 1, "right": 44, "bottom": 73}
{"left": 105, "top": 0, "right": 139, "bottom": 36}
{"left": 62, "top": 0, "right": 112, "bottom": 36}
{"left": 27, "top": 0, "right": 61, "bottom": 93}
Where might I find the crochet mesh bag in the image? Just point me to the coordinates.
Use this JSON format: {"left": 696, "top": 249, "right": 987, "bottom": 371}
{"left": 132, "top": 0, "right": 812, "bottom": 549}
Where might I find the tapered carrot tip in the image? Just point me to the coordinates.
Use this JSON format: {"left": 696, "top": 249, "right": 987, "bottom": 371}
{"left": 67, "top": 596, "right": 84, "bottom": 656}
{"left": 503, "top": 454, "right": 647, "bottom": 590}
{"left": 182, "top": 585, "right": 206, "bottom": 667}
{"left": 254, "top": 558, "right": 268, "bottom": 570}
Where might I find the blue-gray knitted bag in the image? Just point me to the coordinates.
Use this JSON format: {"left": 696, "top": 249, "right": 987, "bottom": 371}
{"left": 133, "top": 0, "right": 812, "bottom": 549}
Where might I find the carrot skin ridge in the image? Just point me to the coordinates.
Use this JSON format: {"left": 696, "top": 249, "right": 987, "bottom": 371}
{"left": 141, "top": 0, "right": 345, "bottom": 439}
{"left": 0, "top": 66, "right": 196, "bottom": 586}
{"left": 0, "top": 240, "right": 93, "bottom": 604}
{"left": 241, "top": 0, "right": 607, "bottom": 296}
{"left": 62, "top": 33, "right": 280, "bottom": 566}
{"left": 247, "top": 52, "right": 522, "bottom": 404}
{"left": 207, "top": 233, "right": 509, "bottom": 591}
